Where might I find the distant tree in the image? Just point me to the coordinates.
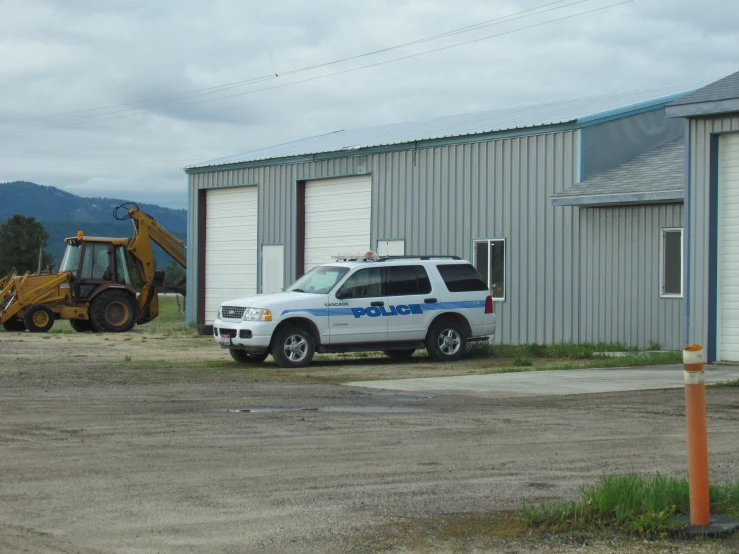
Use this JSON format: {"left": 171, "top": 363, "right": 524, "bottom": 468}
{"left": 0, "top": 215, "right": 54, "bottom": 276}
{"left": 162, "top": 259, "right": 186, "bottom": 294}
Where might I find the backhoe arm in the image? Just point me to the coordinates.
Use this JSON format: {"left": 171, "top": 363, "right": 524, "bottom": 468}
{"left": 116, "top": 204, "right": 187, "bottom": 324}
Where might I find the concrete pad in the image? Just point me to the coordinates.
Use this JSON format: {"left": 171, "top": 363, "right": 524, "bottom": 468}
{"left": 345, "top": 364, "right": 739, "bottom": 398}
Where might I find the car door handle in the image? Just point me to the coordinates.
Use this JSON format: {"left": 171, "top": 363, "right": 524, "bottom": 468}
{"left": 370, "top": 301, "right": 384, "bottom": 307}
{"left": 424, "top": 298, "right": 437, "bottom": 303}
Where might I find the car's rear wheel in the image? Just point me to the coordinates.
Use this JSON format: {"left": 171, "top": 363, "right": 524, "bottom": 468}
{"left": 383, "top": 349, "right": 416, "bottom": 360}
{"left": 426, "top": 318, "right": 467, "bottom": 362}
{"left": 230, "top": 349, "right": 269, "bottom": 364}
{"left": 271, "top": 326, "right": 315, "bottom": 368}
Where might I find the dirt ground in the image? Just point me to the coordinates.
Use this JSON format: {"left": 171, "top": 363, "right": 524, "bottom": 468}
{"left": 1, "top": 332, "right": 738, "bottom": 553}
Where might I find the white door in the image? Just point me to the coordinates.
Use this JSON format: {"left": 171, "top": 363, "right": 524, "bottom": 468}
{"left": 719, "top": 134, "right": 739, "bottom": 361}
{"left": 204, "top": 186, "right": 258, "bottom": 324}
{"left": 304, "top": 175, "right": 371, "bottom": 272}
{"left": 377, "top": 240, "right": 405, "bottom": 257}
{"left": 261, "top": 245, "right": 284, "bottom": 293}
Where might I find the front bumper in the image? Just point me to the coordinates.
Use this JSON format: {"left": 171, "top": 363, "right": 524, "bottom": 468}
{"left": 212, "top": 318, "right": 276, "bottom": 353}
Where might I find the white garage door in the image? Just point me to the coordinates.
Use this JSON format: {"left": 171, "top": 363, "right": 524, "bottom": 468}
{"left": 719, "top": 134, "right": 739, "bottom": 361}
{"left": 304, "top": 175, "right": 371, "bottom": 272}
{"left": 204, "top": 187, "right": 258, "bottom": 324}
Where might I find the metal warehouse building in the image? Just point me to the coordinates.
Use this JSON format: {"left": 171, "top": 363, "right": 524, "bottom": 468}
{"left": 666, "top": 70, "right": 739, "bottom": 361}
{"left": 185, "top": 83, "right": 697, "bottom": 348}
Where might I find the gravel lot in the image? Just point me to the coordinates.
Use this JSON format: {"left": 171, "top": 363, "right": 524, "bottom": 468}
{"left": 1, "top": 332, "right": 738, "bottom": 553}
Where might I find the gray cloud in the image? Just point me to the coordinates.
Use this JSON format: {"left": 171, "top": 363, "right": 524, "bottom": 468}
{"left": 1, "top": 0, "right": 737, "bottom": 208}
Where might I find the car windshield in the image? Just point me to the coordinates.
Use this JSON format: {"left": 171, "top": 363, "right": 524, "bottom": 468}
{"left": 286, "top": 266, "right": 350, "bottom": 294}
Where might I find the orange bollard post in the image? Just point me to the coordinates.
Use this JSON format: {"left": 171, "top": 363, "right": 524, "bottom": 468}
{"left": 673, "top": 345, "right": 736, "bottom": 537}
{"left": 682, "top": 344, "right": 710, "bottom": 527}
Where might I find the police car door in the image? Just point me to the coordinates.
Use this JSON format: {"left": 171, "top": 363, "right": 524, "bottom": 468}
{"left": 384, "top": 264, "right": 436, "bottom": 341}
{"left": 329, "top": 267, "right": 388, "bottom": 344}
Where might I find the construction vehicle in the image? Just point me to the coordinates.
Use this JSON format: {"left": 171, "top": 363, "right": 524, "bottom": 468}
{"left": 0, "top": 203, "right": 186, "bottom": 333}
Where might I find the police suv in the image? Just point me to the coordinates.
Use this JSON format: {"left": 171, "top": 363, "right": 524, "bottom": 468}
{"left": 213, "top": 254, "right": 496, "bottom": 368}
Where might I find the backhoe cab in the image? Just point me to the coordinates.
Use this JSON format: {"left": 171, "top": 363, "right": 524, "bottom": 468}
{"left": 0, "top": 204, "right": 185, "bottom": 333}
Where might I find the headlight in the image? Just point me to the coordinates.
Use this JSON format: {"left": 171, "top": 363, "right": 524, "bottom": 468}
{"left": 217, "top": 308, "right": 222, "bottom": 319}
{"left": 243, "top": 308, "right": 272, "bottom": 322}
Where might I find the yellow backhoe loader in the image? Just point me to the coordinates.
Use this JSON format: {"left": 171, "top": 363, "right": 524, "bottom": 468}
{"left": 0, "top": 203, "right": 186, "bottom": 333}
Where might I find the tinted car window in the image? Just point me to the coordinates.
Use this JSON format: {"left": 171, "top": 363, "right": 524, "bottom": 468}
{"left": 386, "top": 265, "right": 431, "bottom": 296}
{"left": 436, "top": 264, "right": 488, "bottom": 292}
{"left": 337, "top": 268, "right": 384, "bottom": 298}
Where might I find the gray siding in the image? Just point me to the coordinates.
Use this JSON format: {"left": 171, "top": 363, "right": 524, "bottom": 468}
{"left": 188, "top": 128, "right": 683, "bottom": 348}
{"left": 578, "top": 204, "right": 684, "bottom": 349}
{"left": 686, "top": 115, "right": 739, "bottom": 348}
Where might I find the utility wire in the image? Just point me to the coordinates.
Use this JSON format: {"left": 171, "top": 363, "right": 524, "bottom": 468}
{"left": 1, "top": 0, "right": 631, "bottom": 136}
{"left": 0, "top": 0, "right": 573, "bottom": 126}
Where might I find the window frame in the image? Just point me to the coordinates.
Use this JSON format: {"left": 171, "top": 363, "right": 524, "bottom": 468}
{"left": 385, "top": 264, "right": 432, "bottom": 297}
{"left": 473, "top": 238, "right": 506, "bottom": 301}
{"left": 336, "top": 267, "right": 385, "bottom": 299}
{"left": 660, "top": 227, "right": 683, "bottom": 298}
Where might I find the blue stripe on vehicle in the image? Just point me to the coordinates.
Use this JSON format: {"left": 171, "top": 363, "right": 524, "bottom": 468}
{"left": 280, "top": 302, "right": 484, "bottom": 317}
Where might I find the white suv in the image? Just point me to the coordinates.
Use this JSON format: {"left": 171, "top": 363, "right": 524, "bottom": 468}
{"left": 212, "top": 256, "right": 496, "bottom": 368}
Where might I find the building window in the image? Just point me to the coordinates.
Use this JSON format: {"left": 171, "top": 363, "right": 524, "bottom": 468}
{"left": 662, "top": 228, "right": 683, "bottom": 297}
{"left": 474, "top": 239, "right": 505, "bottom": 300}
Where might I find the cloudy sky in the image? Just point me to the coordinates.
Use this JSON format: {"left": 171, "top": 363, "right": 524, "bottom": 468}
{"left": 0, "top": 0, "right": 737, "bottom": 208}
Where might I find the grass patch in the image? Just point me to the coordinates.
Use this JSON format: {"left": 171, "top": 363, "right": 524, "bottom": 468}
{"left": 466, "top": 341, "right": 655, "bottom": 361}
{"left": 712, "top": 378, "right": 739, "bottom": 388}
{"left": 524, "top": 473, "right": 739, "bottom": 537}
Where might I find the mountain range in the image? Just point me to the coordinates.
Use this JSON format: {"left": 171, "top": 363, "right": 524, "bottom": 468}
{"left": 0, "top": 181, "right": 187, "bottom": 267}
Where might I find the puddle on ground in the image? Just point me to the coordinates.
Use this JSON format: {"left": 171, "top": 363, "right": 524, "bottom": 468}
{"left": 213, "top": 406, "right": 426, "bottom": 414}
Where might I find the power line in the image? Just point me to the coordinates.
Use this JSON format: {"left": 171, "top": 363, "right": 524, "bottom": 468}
{"left": 0, "top": 0, "right": 631, "bottom": 136}
{"left": 0, "top": 0, "right": 574, "bottom": 126}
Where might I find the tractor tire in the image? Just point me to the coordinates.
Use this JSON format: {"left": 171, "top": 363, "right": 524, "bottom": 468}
{"left": 89, "top": 291, "right": 137, "bottom": 333}
{"left": 70, "top": 319, "right": 93, "bottom": 333}
{"left": 230, "top": 349, "right": 269, "bottom": 364}
{"left": 23, "top": 304, "right": 55, "bottom": 333}
{"left": 2, "top": 318, "right": 26, "bottom": 332}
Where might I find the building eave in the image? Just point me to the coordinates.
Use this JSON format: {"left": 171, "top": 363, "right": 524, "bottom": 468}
{"left": 666, "top": 99, "right": 739, "bottom": 118}
{"left": 551, "top": 190, "right": 684, "bottom": 207}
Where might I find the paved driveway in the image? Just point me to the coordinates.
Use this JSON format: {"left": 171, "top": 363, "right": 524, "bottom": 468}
{"left": 346, "top": 364, "right": 739, "bottom": 397}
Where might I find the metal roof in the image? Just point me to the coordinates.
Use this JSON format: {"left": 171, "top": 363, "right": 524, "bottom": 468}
{"left": 187, "top": 83, "right": 698, "bottom": 170}
{"left": 552, "top": 137, "right": 684, "bottom": 207}
{"left": 668, "top": 70, "right": 739, "bottom": 106}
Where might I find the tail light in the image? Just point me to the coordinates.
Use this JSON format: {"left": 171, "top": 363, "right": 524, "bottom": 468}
{"left": 485, "top": 295, "right": 494, "bottom": 314}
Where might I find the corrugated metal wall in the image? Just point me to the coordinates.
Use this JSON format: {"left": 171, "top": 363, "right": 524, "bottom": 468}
{"left": 578, "top": 204, "right": 684, "bottom": 349}
{"left": 187, "top": 128, "right": 683, "bottom": 347}
{"left": 686, "top": 115, "right": 739, "bottom": 348}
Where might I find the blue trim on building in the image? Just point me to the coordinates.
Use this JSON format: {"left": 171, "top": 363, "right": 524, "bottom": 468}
{"left": 683, "top": 120, "right": 691, "bottom": 347}
{"left": 551, "top": 191, "right": 684, "bottom": 207}
{"left": 575, "top": 93, "right": 690, "bottom": 127}
{"left": 707, "top": 135, "right": 720, "bottom": 362}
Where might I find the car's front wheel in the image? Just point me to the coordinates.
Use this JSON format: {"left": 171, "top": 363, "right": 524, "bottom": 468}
{"left": 230, "top": 349, "right": 269, "bottom": 364}
{"left": 426, "top": 318, "right": 467, "bottom": 362}
{"left": 271, "top": 326, "right": 315, "bottom": 368}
